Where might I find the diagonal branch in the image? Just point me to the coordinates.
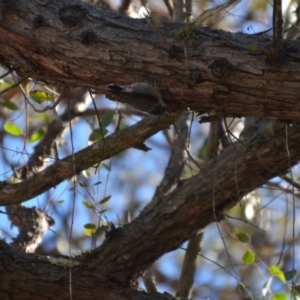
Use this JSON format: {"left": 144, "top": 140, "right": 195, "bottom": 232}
{"left": 92, "top": 121, "right": 300, "bottom": 277}
{"left": 0, "top": 112, "right": 181, "bottom": 206}
{"left": 177, "top": 119, "right": 222, "bottom": 298}
{"left": 2, "top": 121, "right": 300, "bottom": 299}
{"left": 141, "top": 112, "right": 189, "bottom": 215}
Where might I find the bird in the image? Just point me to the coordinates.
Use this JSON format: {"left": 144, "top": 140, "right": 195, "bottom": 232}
{"left": 107, "top": 82, "right": 167, "bottom": 115}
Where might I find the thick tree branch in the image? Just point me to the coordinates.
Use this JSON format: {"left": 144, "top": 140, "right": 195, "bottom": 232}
{"left": 0, "top": 239, "right": 176, "bottom": 300}
{"left": 1, "top": 121, "right": 300, "bottom": 299}
{"left": 0, "top": 112, "right": 180, "bottom": 206}
{"left": 1, "top": 0, "right": 300, "bottom": 121}
{"left": 2, "top": 2, "right": 300, "bottom": 299}
{"left": 91, "top": 121, "right": 300, "bottom": 277}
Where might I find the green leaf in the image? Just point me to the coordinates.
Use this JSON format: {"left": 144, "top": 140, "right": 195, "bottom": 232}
{"left": 273, "top": 293, "right": 288, "bottom": 300}
{"left": 269, "top": 265, "right": 286, "bottom": 283}
{"left": 284, "top": 269, "right": 298, "bottom": 281}
{"left": 95, "top": 222, "right": 110, "bottom": 235}
{"left": 101, "top": 110, "right": 114, "bottom": 128}
{"left": 34, "top": 113, "right": 52, "bottom": 124}
{"left": 102, "top": 163, "right": 111, "bottom": 171}
{"left": 4, "top": 123, "right": 23, "bottom": 136}
{"left": 0, "top": 100, "right": 19, "bottom": 110}
{"left": 93, "top": 181, "right": 102, "bottom": 186}
{"left": 29, "top": 127, "right": 45, "bottom": 143}
{"left": 236, "top": 232, "right": 251, "bottom": 243}
{"left": 83, "top": 223, "right": 96, "bottom": 236}
{"left": 55, "top": 200, "right": 64, "bottom": 204}
{"left": 82, "top": 200, "right": 94, "bottom": 209}
{"left": 29, "top": 90, "right": 54, "bottom": 103}
{"left": 198, "top": 145, "right": 206, "bottom": 159}
{"left": 242, "top": 249, "right": 255, "bottom": 264}
{"left": 89, "top": 128, "right": 108, "bottom": 143}
{"left": 99, "top": 195, "right": 111, "bottom": 205}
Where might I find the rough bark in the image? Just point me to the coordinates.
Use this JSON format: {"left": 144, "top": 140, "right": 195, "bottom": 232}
{"left": 1, "top": 0, "right": 300, "bottom": 121}
{"left": 1, "top": 119, "right": 300, "bottom": 299}
{"left": 1, "top": 1, "right": 300, "bottom": 300}
{"left": 0, "top": 112, "right": 180, "bottom": 206}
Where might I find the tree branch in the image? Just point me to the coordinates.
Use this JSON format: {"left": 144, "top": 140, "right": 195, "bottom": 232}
{"left": 2, "top": 121, "right": 300, "bottom": 299}
{"left": 1, "top": 1, "right": 300, "bottom": 299}
{"left": 0, "top": 112, "right": 180, "bottom": 206}
{"left": 1, "top": 0, "right": 300, "bottom": 121}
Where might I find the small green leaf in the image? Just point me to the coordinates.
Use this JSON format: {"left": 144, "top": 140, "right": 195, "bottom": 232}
{"left": 198, "top": 145, "right": 206, "bottom": 159}
{"left": 273, "top": 293, "right": 288, "bottom": 300}
{"left": 101, "top": 110, "right": 114, "bottom": 128}
{"left": 242, "top": 249, "right": 255, "bottom": 264}
{"left": 55, "top": 200, "right": 64, "bottom": 204}
{"left": 29, "top": 90, "right": 54, "bottom": 103}
{"left": 0, "top": 100, "right": 19, "bottom": 110}
{"left": 99, "top": 195, "right": 111, "bottom": 205}
{"left": 102, "top": 163, "right": 111, "bottom": 171}
{"left": 4, "top": 123, "right": 23, "bottom": 136}
{"left": 93, "top": 181, "right": 102, "bottom": 186}
{"left": 89, "top": 128, "right": 108, "bottom": 143}
{"left": 34, "top": 113, "right": 52, "bottom": 124}
{"left": 83, "top": 223, "right": 96, "bottom": 236}
{"left": 284, "top": 269, "right": 298, "bottom": 281}
{"left": 236, "top": 232, "right": 251, "bottom": 243}
{"left": 95, "top": 222, "right": 110, "bottom": 234}
{"left": 82, "top": 200, "right": 94, "bottom": 209}
{"left": 29, "top": 127, "right": 45, "bottom": 143}
{"left": 269, "top": 265, "right": 286, "bottom": 283}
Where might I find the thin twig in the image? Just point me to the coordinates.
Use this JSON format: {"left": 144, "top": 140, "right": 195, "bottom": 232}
{"left": 273, "top": 0, "right": 283, "bottom": 48}
{"left": 177, "top": 119, "right": 222, "bottom": 298}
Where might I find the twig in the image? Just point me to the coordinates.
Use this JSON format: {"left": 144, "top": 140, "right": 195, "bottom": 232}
{"left": 273, "top": 0, "right": 283, "bottom": 48}
{"left": 177, "top": 119, "right": 222, "bottom": 298}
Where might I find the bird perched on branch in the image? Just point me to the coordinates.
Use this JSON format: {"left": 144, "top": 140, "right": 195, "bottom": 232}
{"left": 107, "top": 82, "right": 167, "bottom": 115}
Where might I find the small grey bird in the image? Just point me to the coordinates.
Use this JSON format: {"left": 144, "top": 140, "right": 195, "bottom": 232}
{"left": 107, "top": 82, "right": 167, "bottom": 115}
